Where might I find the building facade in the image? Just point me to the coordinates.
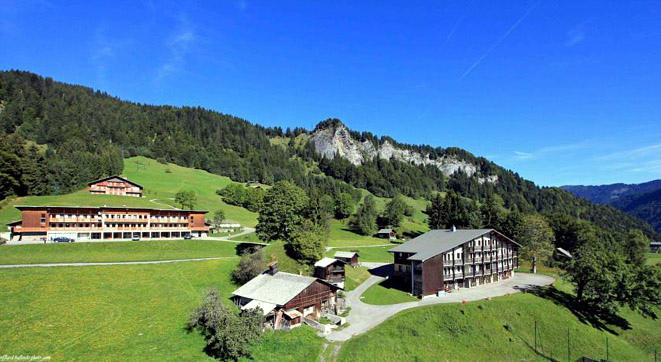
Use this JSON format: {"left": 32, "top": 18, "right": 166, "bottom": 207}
{"left": 88, "top": 176, "right": 143, "bottom": 197}
{"left": 8, "top": 206, "right": 209, "bottom": 242}
{"left": 389, "top": 229, "right": 519, "bottom": 297}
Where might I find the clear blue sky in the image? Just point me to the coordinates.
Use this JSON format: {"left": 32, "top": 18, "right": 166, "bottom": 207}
{"left": 2, "top": 1, "right": 660, "bottom": 187}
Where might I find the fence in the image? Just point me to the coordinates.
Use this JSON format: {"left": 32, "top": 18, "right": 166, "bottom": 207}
{"left": 532, "top": 320, "right": 658, "bottom": 362}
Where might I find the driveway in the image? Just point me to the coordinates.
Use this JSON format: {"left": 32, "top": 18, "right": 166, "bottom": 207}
{"left": 325, "top": 269, "right": 554, "bottom": 342}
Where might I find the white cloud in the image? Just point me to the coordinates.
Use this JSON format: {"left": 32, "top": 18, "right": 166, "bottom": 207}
{"left": 565, "top": 26, "right": 585, "bottom": 47}
{"left": 156, "top": 16, "right": 197, "bottom": 81}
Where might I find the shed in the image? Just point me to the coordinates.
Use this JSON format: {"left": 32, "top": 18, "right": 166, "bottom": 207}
{"left": 333, "top": 251, "right": 360, "bottom": 266}
{"left": 376, "top": 228, "right": 396, "bottom": 240}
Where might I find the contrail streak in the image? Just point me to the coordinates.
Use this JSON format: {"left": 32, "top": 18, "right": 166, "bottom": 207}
{"left": 459, "top": 3, "right": 539, "bottom": 80}
{"left": 440, "top": 0, "right": 475, "bottom": 50}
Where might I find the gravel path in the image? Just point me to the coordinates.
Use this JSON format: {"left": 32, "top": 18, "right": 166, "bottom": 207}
{"left": 325, "top": 269, "right": 555, "bottom": 342}
{"left": 0, "top": 256, "right": 237, "bottom": 269}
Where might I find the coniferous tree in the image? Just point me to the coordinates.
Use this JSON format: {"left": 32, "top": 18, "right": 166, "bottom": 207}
{"left": 351, "top": 195, "right": 378, "bottom": 236}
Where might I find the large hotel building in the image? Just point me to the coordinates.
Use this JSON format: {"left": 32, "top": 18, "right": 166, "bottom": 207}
{"left": 7, "top": 206, "right": 209, "bottom": 242}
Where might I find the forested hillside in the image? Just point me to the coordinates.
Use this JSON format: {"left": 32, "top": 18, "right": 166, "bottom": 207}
{"left": 613, "top": 188, "right": 661, "bottom": 233}
{"left": 0, "top": 70, "right": 657, "bottom": 239}
{"left": 563, "top": 180, "right": 661, "bottom": 233}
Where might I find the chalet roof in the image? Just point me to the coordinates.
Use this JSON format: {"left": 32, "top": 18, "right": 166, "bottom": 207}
{"left": 334, "top": 251, "right": 358, "bottom": 259}
{"left": 377, "top": 228, "right": 393, "bottom": 234}
{"left": 651, "top": 241, "right": 661, "bottom": 246}
{"left": 232, "top": 272, "right": 319, "bottom": 306}
{"left": 87, "top": 175, "right": 143, "bottom": 189}
{"left": 14, "top": 205, "right": 208, "bottom": 213}
{"left": 388, "top": 229, "right": 519, "bottom": 262}
{"left": 314, "top": 257, "right": 344, "bottom": 268}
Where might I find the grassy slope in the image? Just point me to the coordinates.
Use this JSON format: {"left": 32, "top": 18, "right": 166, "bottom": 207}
{"left": 0, "top": 258, "right": 326, "bottom": 361}
{"left": 325, "top": 245, "right": 394, "bottom": 263}
{"left": 344, "top": 266, "right": 371, "bottom": 291}
{"left": 340, "top": 278, "right": 661, "bottom": 361}
{"left": 0, "top": 156, "right": 260, "bottom": 231}
{"left": 0, "top": 260, "right": 235, "bottom": 361}
{"left": 648, "top": 253, "right": 661, "bottom": 265}
{"left": 0, "top": 240, "right": 239, "bottom": 265}
{"left": 1, "top": 156, "right": 431, "bottom": 249}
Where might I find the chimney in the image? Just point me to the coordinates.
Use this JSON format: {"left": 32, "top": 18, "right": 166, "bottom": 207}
{"left": 451, "top": 225, "right": 456, "bottom": 232}
{"left": 266, "top": 260, "right": 278, "bottom": 276}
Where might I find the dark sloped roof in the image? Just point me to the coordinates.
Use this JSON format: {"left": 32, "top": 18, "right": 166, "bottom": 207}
{"left": 87, "top": 175, "right": 143, "bottom": 188}
{"left": 388, "top": 229, "right": 519, "bottom": 261}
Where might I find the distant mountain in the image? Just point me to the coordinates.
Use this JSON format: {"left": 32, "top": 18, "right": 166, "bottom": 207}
{"left": 562, "top": 180, "right": 661, "bottom": 205}
{"left": 562, "top": 180, "right": 661, "bottom": 233}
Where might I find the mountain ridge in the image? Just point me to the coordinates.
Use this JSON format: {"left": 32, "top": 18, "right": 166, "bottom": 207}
{"left": 0, "top": 70, "right": 657, "bottom": 239}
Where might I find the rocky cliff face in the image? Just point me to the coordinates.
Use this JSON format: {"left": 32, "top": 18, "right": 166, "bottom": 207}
{"left": 310, "top": 123, "right": 496, "bottom": 181}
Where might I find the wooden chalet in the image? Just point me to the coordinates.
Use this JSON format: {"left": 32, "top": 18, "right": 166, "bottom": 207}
{"left": 333, "top": 251, "right": 359, "bottom": 266}
{"left": 389, "top": 228, "right": 520, "bottom": 297}
{"left": 88, "top": 176, "right": 143, "bottom": 197}
{"left": 376, "top": 228, "right": 396, "bottom": 240}
{"left": 232, "top": 265, "right": 341, "bottom": 330}
{"left": 314, "top": 257, "right": 346, "bottom": 288}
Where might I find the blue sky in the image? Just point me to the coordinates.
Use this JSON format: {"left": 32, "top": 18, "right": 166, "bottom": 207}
{"left": 1, "top": 1, "right": 660, "bottom": 187}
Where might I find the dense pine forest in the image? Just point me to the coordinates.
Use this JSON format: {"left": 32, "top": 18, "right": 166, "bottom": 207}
{"left": 0, "top": 70, "right": 657, "bottom": 239}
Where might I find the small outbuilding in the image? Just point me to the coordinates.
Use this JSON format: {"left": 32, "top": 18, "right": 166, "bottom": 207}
{"left": 314, "top": 257, "right": 346, "bottom": 288}
{"left": 333, "top": 251, "right": 360, "bottom": 267}
{"left": 376, "top": 228, "right": 396, "bottom": 240}
{"left": 651, "top": 241, "right": 661, "bottom": 253}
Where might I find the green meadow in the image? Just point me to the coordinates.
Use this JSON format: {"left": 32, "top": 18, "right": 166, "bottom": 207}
{"left": 0, "top": 239, "right": 239, "bottom": 265}
{"left": 341, "top": 278, "right": 661, "bottom": 361}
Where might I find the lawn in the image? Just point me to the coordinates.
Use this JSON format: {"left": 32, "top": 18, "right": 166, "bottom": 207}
{"left": 229, "top": 231, "right": 263, "bottom": 244}
{"left": 647, "top": 253, "right": 661, "bottom": 265}
{"left": 326, "top": 245, "right": 395, "bottom": 263}
{"left": 344, "top": 266, "right": 371, "bottom": 291}
{"left": 242, "top": 326, "right": 324, "bottom": 362}
{"left": 0, "top": 240, "right": 240, "bottom": 265}
{"left": 0, "top": 156, "right": 260, "bottom": 231}
{"left": 0, "top": 258, "right": 326, "bottom": 361}
{"left": 339, "top": 278, "right": 661, "bottom": 361}
{"left": 360, "top": 278, "right": 418, "bottom": 305}
{"left": 328, "top": 219, "right": 390, "bottom": 247}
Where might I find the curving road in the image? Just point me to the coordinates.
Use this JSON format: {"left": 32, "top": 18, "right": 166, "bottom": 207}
{"left": 325, "top": 270, "right": 554, "bottom": 342}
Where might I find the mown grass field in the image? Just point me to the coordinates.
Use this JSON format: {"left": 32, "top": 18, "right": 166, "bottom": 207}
{"left": 340, "top": 278, "right": 661, "bottom": 361}
{"left": 0, "top": 240, "right": 239, "bottom": 265}
{"left": 0, "top": 256, "right": 326, "bottom": 361}
{"left": 648, "top": 253, "right": 661, "bottom": 265}
{"left": 325, "top": 245, "right": 395, "bottom": 263}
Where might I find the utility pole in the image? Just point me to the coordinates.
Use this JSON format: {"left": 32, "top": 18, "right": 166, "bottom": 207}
{"left": 534, "top": 320, "right": 537, "bottom": 353}
{"left": 567, "top": 327, "right": 570, "bottom": 362}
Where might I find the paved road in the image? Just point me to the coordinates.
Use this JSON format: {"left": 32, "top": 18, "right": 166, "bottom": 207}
{"left": 325, "top": 270, "right": 555, "bottom": 342}
{"left": 0, "top": 256, "right": 237, "bottom": 269}
{"left": 203, "top": 227, "right": 262, "bottom": 243}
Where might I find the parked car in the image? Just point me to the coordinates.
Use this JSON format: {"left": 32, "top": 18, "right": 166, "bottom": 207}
{"left": 53, "top": 237, "right": 73, "bottom": 243}
{"left": 183, "top": 234, "right": 193, "bottom": 240}
{"left": 131, "top": 234, "right": 140, "bottom": 241}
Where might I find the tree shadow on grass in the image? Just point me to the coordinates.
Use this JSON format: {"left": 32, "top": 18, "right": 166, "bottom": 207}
{"left": 373, "top": 277, "right": 411, "bottom": 293}
{"left": 527, "top": 285, "right": 631, "bottom": 334}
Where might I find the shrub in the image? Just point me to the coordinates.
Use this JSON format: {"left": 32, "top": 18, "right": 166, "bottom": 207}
{"left": 232, "top": 251, "right": 266, "bottom": 285}
{"left": 188, "top": 289, "right": 264, "bottom": 361}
